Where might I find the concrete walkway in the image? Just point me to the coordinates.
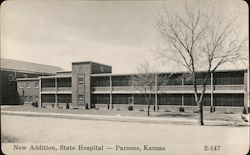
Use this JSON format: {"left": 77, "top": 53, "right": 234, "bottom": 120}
{"left": 2, "top": 110, "right": 247, "bottom": 126}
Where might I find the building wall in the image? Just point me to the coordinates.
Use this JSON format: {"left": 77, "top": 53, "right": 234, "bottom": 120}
{"left": 1, "top": 70, "right": 42, "bottom": 104}
{"left": 72, "top": 62, "right": 91, "bottom": 108}
{"left": 91, "top": 62, "right": 112, "bottom": 74}
{"left": 16, "top": 79, "right": 39, "bottom": 104}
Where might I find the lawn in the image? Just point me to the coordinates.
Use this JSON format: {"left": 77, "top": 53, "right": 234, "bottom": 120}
{"left": 1, "top": 105, "right": 245, "bottom": 123}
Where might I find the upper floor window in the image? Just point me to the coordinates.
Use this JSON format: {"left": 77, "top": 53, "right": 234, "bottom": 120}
{"left": 35, "top": 81, "right": 39, "bottom": 88}
{"left": 8, "top": 74, "right": 14, "bottom": 81}
{"left": 78, "top": 74, "right": 84, "bottom": 84}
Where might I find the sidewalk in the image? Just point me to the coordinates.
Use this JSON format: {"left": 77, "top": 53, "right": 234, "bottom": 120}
{"left": 2, "top": 110, "right": 247, "bottom": 126}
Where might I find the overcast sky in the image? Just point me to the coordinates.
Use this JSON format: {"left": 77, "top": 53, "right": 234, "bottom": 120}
{"left": 1, "top": 0, "right": 248, "bottom": 73}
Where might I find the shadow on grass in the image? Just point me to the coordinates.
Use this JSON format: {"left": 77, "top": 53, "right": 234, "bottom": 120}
{"left": 204, "top": 123, "right": 249, "bottom": 127}
{"left": 154, "top": 113, "right": 195, "bottom": 118}
{"left": 1, "top": 134, "right": 20, "bottom": 143}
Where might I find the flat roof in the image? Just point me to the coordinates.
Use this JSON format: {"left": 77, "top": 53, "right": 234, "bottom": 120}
{"left": 72, "top": 61, "right": 111, "bottom": 67}
{"left": 1, "top": 58, "right": 64, "bottom": 74}
{"left": 16, "top": 78, "right": 39, "bottom": 81}
{"left": 91, "top": 68, "right": 247, "bottom": 77}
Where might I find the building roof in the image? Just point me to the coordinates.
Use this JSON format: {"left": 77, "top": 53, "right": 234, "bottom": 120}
{"left": 0, "top": 58, "right": 64, "bottom": 74}
{"left": 91, "top": 68, "right": 248, "bottom": 77}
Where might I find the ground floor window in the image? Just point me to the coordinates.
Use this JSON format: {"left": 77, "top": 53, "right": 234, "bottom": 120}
{"left": 91, "top": 94, "right": 110, "bottom": 104}
{"left": 214, "top": 94, "right": 243, "bottom": 107}
{"left": 41, "top": 94, "right": 55, "bottom": 103}
{"left": 58, "top": 94, "right": 71, "bottom": 103}
{"left": 112, "top": 94, "right": 131, "bottom": 104}
{"left": 134, "top": 94, "right": 154, "bottom": 105}
{"left": 158, "top": 94, "right": 182, "bottom": 105}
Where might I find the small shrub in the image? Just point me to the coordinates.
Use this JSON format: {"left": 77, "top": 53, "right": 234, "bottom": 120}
{"left": 193, "top": 110, "right": 199, "bottom": 113}
{"left": 66, "top": 103, "right": 69, "bottom": 109}
{"left": 224, "top": 111, "right": 234, "bottom": 114}
{"left": 242, "top": 107, "right": 247, "bottom": 114}
{"left": 52, "top": 104, "right": 54, "bottom": 108}
{"left": 128, "top": 106, "right": 133, "bottom": 111}
{"left": 85, "top": 103, "right": 89, "bottom": 109}
{"left": 139, "top": 109, "right": 144, "bottom": 112}
{"left": 164, "top": 109, "right": 171, "bottom": 112}
{"left": 179, "top": 107, "right": 185, "bottom": 112}
{"left": 116, "top": 109, "right": 120, "bottom": 111}
{"left": 95, "top": 107, "right": 99, "bottom": 110}
{"left": 90, "top": 104, "right": 95, "bottom": 109}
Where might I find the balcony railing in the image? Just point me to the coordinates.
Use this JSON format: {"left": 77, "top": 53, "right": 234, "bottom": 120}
{"left": 91, "top": 87, "right": 111, "bottom": 92}
{"left": 57, "top": 87, "right": 72, "bottom": 92}
{"left": 41, "top": 87, "right": 56, "bottom": 92}
{"left": 91, "top": 85, "right": 245, "bottom": 93}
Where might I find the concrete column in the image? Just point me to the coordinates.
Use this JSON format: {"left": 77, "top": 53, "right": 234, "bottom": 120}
{"left": 132, "top": 94, "right": 134, "bottom": 106}
{"left": 182, "top": 74, "right": 184, "bottom": 107}
{"left": 211, "top": 72, "right": 214, "bottom": 107}
{"left": 155, "top": 74, "right": 158, "bottom": 110}
{"left": 109, "top": 75, "right": 112, "bottom": 110}
{"left": 55, "top": 78, "right": 58, "bottom": 107}
{"left": 39, "top": 78, "right": 42, "bottom": 107}
{"left": 244, "top": 71, "right": 248, "bottom": 112}
{"left": 182, "top": 94, "right": 184, "bottom": 107}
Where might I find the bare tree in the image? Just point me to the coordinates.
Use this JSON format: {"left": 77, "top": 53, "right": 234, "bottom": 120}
{"left": 156, "top": 1, "right": 247, "bottom": 125}
{"left": 133, "top": 60, "right": 173, "bottom": 116}
{"left": 133, "top": 61, "right": 155, "bottom": 116}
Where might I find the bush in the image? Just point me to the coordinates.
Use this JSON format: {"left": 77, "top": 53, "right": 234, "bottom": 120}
{"left": 31, "top": 102, "right": 38, "bottom": 107}
{"left": 164, "top": 109, "right": 171, "bottom": 112}
{"left": 179, "top": 107, "right": 185, "bottom": 112}
{"left": 85, "top": 103, "right": 89, "bottom": 109}
{"left": 224, "top": 111, "right": 234, "bottom": 114}
{"left": 52, "top": 104, "right": 54, "bottom": 108}
{"left": 193, "top": 110, "right": 199, "bottom": 113}
{"left": 242, "top": 107, "right": 247, "bottom": 114}
{"left": 90, "top": 104, "right": 95, "bottom": 109}
{"left": 128, "top": 106, "right": 133, "bottom": 111}
{"left": 139, "top": 109, "right": 144, "bottom": 112}
{"left": 66, "top": 103, "right": 69, "bottom": 109}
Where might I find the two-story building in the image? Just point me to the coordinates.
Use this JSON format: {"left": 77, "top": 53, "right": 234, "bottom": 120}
{"left": 16, "top": 61, "right": 248, "bottom": 113}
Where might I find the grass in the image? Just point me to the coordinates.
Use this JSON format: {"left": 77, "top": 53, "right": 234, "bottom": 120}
{"left": 1, "top": 105, "right": 245, "bottom": 123}
{"left": 1, "top": 134, "right": 20, "bottom": 143}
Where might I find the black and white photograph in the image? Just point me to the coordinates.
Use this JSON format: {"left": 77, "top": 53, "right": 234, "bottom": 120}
{"left": 1, "top": 0, "right": 249, "bottom": 155}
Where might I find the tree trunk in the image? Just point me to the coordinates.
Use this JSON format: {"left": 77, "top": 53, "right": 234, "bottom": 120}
{"left": 147, "top": 105, "right": 150, "bottom": 116}
{"left": 198, "top": 103, "right": 204, "bottom": 125}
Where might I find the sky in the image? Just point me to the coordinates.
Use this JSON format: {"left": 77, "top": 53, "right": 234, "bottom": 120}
{"left": 1, "top": 0, "right": 248, "bottom": 73}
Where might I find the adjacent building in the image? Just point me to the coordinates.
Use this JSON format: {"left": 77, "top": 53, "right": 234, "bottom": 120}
{"left": 16, "top": 61, "right": 248, "bottom": 113}
{"left": 0, "top": 58, "right": 63, "bottom": 104}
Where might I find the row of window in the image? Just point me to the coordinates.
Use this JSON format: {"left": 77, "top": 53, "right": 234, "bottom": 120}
{"left": 19, "top": 81, "right": 39, "bottom": 88}
{"left": 41, "top": 78, "right": 72, "bottom": 87}
{"left": 91, "top": 94, "right": 244, "bottom": 107}
{"left": 91, "top": 71, "right": 245, "bottom": 87}
{"left": 41, "top": 94, "right": 72, "bottom": 103}
{"left": 20, "top": 95, "right": 38, "bottom": 103}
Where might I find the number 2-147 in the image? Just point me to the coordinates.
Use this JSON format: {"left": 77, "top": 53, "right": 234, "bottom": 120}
{"left": 204, "top": 146, "right": 220, "bottom": 151}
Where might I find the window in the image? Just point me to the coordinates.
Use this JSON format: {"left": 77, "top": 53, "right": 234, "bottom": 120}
{"left": 78, "top": 94, "right": 84, "bottom": 100}
{"left": 78, "top": 74, "right": 84, "bottom": 84}
{"left": 8, "top": 74, "right": 14, "bottom": 81}
{"left": 35, "top": 81, "right": 39, "bottom": 88}
{"left": 26, "top": 82, "right": 31, "bottom": 88}
{"left": 91, "top": 94, "right": 110, "bottom": 104}
{"left": 79, "top": 66, "right": 83, "bottom": 71}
